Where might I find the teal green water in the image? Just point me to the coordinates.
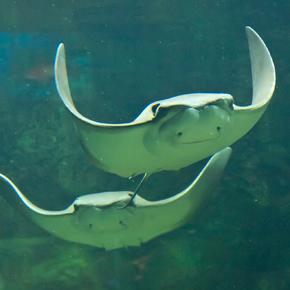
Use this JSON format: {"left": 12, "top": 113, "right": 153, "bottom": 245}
{"left": 0, "top": 1, "right": 289, "bottom": 289}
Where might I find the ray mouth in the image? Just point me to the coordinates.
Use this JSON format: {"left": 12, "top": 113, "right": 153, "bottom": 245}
{"left": 176, "top": 132, "right": 221, "bottom": 145}
{"left": 180, "top": 138, "right": 216, "bottom": 144}
{"left": 179, "top": 136, "right": 219, "bottom": 145}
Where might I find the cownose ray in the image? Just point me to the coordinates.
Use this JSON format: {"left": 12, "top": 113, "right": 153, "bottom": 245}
{"left": 54, "top": 27, "right": 275, "bottom": 181}
{"left": 0, "top": 148, "right": 231, "bottom": 250}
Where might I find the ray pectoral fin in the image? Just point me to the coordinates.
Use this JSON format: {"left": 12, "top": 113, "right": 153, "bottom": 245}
{"left": 246, "top": 26, "right": 275, "bottom": 107}
{"left": 0, "top": 174, "right": 74, "bottom": 217}
{"left": 137, "top": 148, "right": 232, "bottom": 239}
{"left": 54, "top": 44, "right": 77, "bottom": 118}
{"left": 54, "top": 44, "right": 99, "bottom": 126}
{"left": 0, "top": 174, "right": 85, "bottom": 245}
{"left": 226, "top": 27, "right": 275, "bottom": 145}
{"left": 167, "top": 147, "right": 232, "bottom": 212}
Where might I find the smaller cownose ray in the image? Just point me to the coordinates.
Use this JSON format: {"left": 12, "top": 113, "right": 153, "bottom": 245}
{"left": 54, "top": 27, "right": 275, "bottom": 179}
{"left": 0, "top": 148, "right": 231, "bottom": 250}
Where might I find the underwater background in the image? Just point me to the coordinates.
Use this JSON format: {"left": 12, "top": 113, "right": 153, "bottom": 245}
{"left": 0, "top": 0, "right": 289, "bottom": 289}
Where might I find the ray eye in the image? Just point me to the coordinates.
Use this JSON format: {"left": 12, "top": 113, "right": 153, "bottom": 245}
{"left": 177, "top": 132, "right": 182, "bottom": 136}
{"left": 217, "top": 127, "right": 221, "bottom": 132}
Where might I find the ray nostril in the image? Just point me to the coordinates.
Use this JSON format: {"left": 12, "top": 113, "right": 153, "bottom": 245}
{"left": 217, "top": 127, "right": 221, "bottom": 132}
{"left": 177, "top": 132, "right": 182, "bottom": 136}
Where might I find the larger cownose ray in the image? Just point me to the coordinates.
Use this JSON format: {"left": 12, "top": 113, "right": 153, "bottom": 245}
{"left": 54, "top": 27, "right": 275, "bottom": 181}
{"left": 0, "top": 148, "right": 231, "bottom": 250}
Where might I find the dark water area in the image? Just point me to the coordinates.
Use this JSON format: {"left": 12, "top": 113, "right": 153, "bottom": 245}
{"left": 0, "top": 0, "right": 289, "bottom": 289}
